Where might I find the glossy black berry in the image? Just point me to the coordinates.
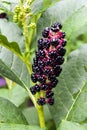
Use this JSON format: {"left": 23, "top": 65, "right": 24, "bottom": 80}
{"left": 38, "top": 76, "right": 46, "bottom": 84}
{"left": 51, "top": 23, "right": 59, "bottom": 32}
{"left": 31, "top": 73, "right": 37, "bottom": 83}
{"left": 42, "top": 27, "right": 49, "bottom": 38}
{"left": 35, "top": 84, "right": 40, "bottom": 92}
{"left": 46, "top": 59, "right": 53, "bottom": 66}
{"left": 30, "top": 86, "right": 36, "bottom": 95}
{"left": 47, "top": 98, "right": 54, "bottom": 105}
{"left": 53, "top": 65, "right": 62, "bottom": 76}
{"left": 43, "top": 39, "right": 50, "bottom": 49}
{"left": 55, "top": 56, "right": 64, "bottom": 65}
{"left": 58, "top": 46, "right": 66, "bottom": 56}
{"left": 43, "top": 68, "right": 51, "bottom": 76}
{"left": 39, "top": 50, "right": 46, "bottom": 58}
{"left": 62, "top": 40, "right": 67, "bottom": 47}
{"left": 51, "top": 78, "right": 58, "bottom": 88}
{"left": 48, "top": 75, "right": 56, "bottom": 82}
{"left": 38, "top": 38, "right": 43, "bottom": 49}
{"left": 49, "top": 50, "right": 57, "bottom": 58}
{"left": 33, "top": 58, "right": 38, "bottom": 66}
{"left": 37, "top": 97, "right": 46, "bottom": 105}
{"left": 36, "top": 51, "right": 40, "bottom": 59}
{"left": 62, "top": 32, "right": 66, "bottom": 38}
{"left": 38, "top": 60, "right": 45, "bottom": 68}
{"left": 51, "top": 38, "right": 59, "bottom": 47}
{"left": 34, "top": 66, "right": 42, "bottom": 74}
{"left": 40, "top": 84, "right": 48, "bottom": 90}
{"left": 46, "top": 91, "right": 54, "bottom": 98}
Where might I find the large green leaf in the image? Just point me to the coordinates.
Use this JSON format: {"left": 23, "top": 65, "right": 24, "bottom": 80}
{"left": 63, "top": 6, "right": 87, "bottom": 41}
{"left": 0, "top": 34, "right": 22, "bottom": 58}
{"left": 37, "top": 0, "right": 87, "bottom": 48}
{"left": 0, "top": 19, "right": 25, "bottom": 51}
{"left": 0, "top": 85, "right": 28, "bottom": 107}
{"left": 31, "top": 0, "right": 59, "bottom": 15}
{"left": 0, "top": 19, "right": 30, "bottom": 89}
{"left": 23, "top": 105, "right": 52, "bottom": 125}
{"left": 0, "top": 123, "right": 45, "bottom": 130}
{"left": 48, "top": 44, "right": 87, "bottom": 127}
{"left": 0, "top": 49, "right": 30, "bottom": 89}
{"left": 57, "top": 121, "right": 87, "bottom": 130}
{"left": 0, "top": 97, "right": 27, "bottom": 124}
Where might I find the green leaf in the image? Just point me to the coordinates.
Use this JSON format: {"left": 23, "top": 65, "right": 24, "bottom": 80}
{"left": 63, "top": 6, "right": 87, "bottom": 42}
{"left": 31, "top": 0, "right": 59, "bottom": 15}
{"left": 0, "top": 97, "right": 27, "bottom": 124}
{"left": 23, "top": 105, "right": 52, "bottom": 125}
{"left": 57, "top": 121, "right": 87, "bottom": 130}
{"left": 0, "top": 19, "right": 30, "bottom": 89}
{"left": 48, "top": 44, "right": 87, "bottom": 127}
{"left": 0, "top": 34, "right": 22, "bottom": 58}
{"left": 0, "top": 50, "right": 30, "bottom": 89}
{"left": 0, "top": 123, "right": 45, "bottom": 130}
{"left": 37, "top": 0, "right": 87, "bottom": 42}
{"left": 0, "top": 85, "right": 28, "bottom": 107}
{"left": 0, "top": 19, "right": 25, "bottom": 52}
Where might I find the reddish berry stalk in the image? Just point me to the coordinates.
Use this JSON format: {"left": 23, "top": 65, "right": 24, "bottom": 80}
{"left": 30, "top": 22, "right": 67, "bottom": 105}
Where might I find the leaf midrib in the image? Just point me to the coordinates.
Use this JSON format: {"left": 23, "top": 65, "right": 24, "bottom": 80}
{"left": 65, "top": 74, "right": 87, "bottom": 121}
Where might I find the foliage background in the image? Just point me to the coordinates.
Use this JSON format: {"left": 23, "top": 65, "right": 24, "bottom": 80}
{"left": 0, "top": 0, "right": 87, "bottom": 130}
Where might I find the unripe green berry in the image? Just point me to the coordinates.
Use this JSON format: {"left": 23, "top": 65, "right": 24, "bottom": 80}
{"left": 29, "top": 22, "right": 36, "bottom": 29}
{"left": 14, "top": 5, "right": 20, "bottom": 13}
{"left": 25, "top": 7, "right": 31, "bottom": 13}
{"left": 18, "top": 12, "right": 23, "bottom": 20}
{"left": 13, "top": 14, "right": 18, "bottom": 22}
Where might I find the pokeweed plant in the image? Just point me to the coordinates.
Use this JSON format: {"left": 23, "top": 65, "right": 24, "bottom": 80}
{"left": 0, "top": 0, "right": 87, "bottom": 130}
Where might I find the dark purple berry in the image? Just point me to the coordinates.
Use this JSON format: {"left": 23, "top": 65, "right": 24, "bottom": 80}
{"left": 49, "top": 50, "right": 57, "bottom": 58}
{"left": 37, "top": 97, "right": 46, "bottom": 105}
{"left": 53, "top": 65, "right": 62, "bottom": 76}
{"left": 43, "top": 68, "right": 51, "bottom": 76}
{"left": 47, "top": 98, "right": 54, "bottom": 105}
{"left": 51, "top": 78, "right": 58, "bottom": 88}
{"left": 39, "top": 50, "right": 46, "bottom": 58}
{"left": 43, "top": 39, "right": 50, "bottom": 49}
{"left": 42, "top": 27, "right": 49, "bottom": 38}
{"left": 46, "top": 91, "right": 54, "bottom": 98}
{"left": 48, "top": 75, "right": 56, "bottom": 81}
{"left": 51, "top": 23, "right": 59, "bottom": 32}
{"left": 58, "top": 46, "right": 66, "bottom": 56}
{"left": 38, "top": 38, "right": 43, "bottom": 49}
{"left": 33, "top": 58, "right": 38, "bottom": 66}
{"left": 40, "top": 84, "right": 48, "bottom": 90}
{"left": 62, "top": 32, "right": 66, "bottom": 38}
{"left": 38, "top": 60, "right": 45, "bottom": 68}
{"left": 62, "top": 40, "right": 67, "bottom": 47}
{"left": 51, "top": 38, "right": 59, "bottom": 47}
{"left": 30, "top": 86, "right": 36, "bottom": 95}
{"left": 46, "top": 59, "right": 53, "bottom": 66}
{"left": 35, "top": 84, "right": 40, "bottom": 92}
{"left": 36, "top": 51, "right": 40, "bottom": 59}
{"left": 31, "top": 73, "right": 37, "bottom": 83}
{"left": 38, "top": 76, "right": 46, "bottom": 84}
{"left": 55, "top": 56, "right": 64, "bottom": 65}
{"left": 34, "top": 66, "right": 42, "bottom": 74}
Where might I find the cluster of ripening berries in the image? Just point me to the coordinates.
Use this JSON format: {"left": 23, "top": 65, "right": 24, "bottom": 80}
{"left": 30, "top": 22, "right": 67, "bottom": 105}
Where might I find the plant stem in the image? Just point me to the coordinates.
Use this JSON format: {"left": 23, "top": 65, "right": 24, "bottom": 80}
{"left": 37, "top": 105, "right": 46, "bottom": 128}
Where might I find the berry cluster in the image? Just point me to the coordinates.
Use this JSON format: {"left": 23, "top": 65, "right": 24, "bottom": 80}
{"left": 30, "top": 22, "right": 67, "bottom": 105}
